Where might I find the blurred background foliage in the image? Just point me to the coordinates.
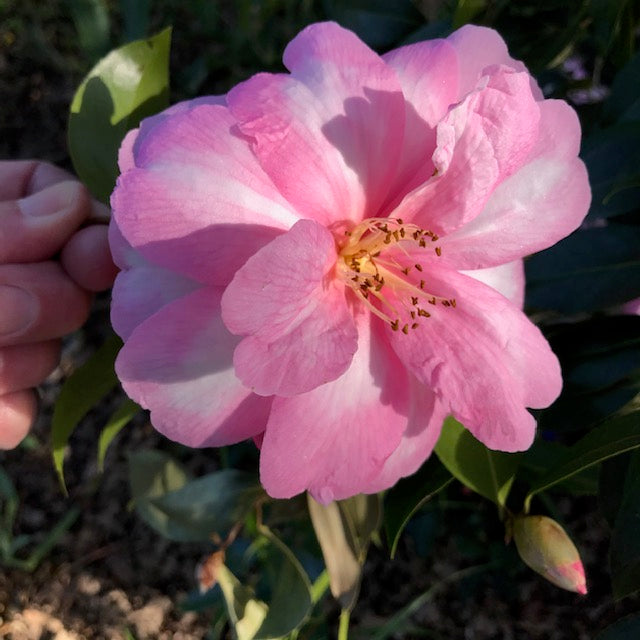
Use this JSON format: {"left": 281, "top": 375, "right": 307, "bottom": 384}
{"left": 1, "top": 0, "right": 640, "bottom": 638}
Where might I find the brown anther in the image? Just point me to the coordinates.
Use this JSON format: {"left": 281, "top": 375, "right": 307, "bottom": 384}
{"left": 411, "top": 296, "right": 418, "bottom": 306}
{"left": 345, "top": 230, "right": 351, "bottom": 236}
{"left": 420, "top": 280, "right": 425, "bottom": 289}
{"left": 428, "top": 297, "right": 436, "bottom": 305}
{"left": 401, "top": 267, "right": 410, "bottom": 275}
{"left": 412, "top": 231, "right": 420, "bottom": 240}
{"left": 402, "top": 324, "right": 409, "bottom": 334}
{"left": 450, "top": 298, "right": 457, "bottom": 308}
{"left": 411, "top": 323, "right": 419, "bottom": 330}
{"left": 410, "top": 311, "right": 416, "bottom": 319}
{"left": 391, "top": 319, "right": 399, "bottom": 331}
{"left": 419, "top": 239, "right": 426, "bottom": 247}
{"left": 384, "top": 234, "right": 392, "bottom": 244}
{"left": 396, "top": 218, "right": 404, "bottom": 224}
{"left": 435, "top": 247, "right": 442, "bottom": 257}
{"left": 400, "top": 228, "right": 405, "bottom": 238}
{"left": 432, "top": 234, "right": 439, "bottom": 242}
{"left": 418, "top": 309, "right": 431, "bottom": 318}
{"left": 442, "top": 300, "right": 451, "bottom": 307}
{"left": 393, "top": 230, "right": 400, "bottom": 241}
{"left": 351, "top": 276, "right": 359, "bottom": 282}
{"left": 415, "top": 264, "right": 423, "bottom": 272}
{"left": 372, "top": 251, "right": 381, "bottom": 257}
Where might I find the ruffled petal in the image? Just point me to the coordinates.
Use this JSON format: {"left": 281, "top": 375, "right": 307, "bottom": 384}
{"left": 381, "top": 39, "right": 459, "bottom": 205}
{"left": 365, "top": 383, "right": 448, "bottom": 493}
{"left": 116, "top": 287, "right": 271, "bottom": 447}
{"left": 461, "top": 260, "right": 525, "bottom": 309}
{"left": 111, "top": 104, "right": 298, "bottom": 285}
{"left": 387, "top": 266, "right": 561, "bottom": 451}
{"left": 394, "top": 66, "right": 540, "bottom": 235}
{"left": 440, "top": 100, "right": 591, "bottom": 269}
{"left": 258, "top": 316, "right": 409, "bottom": 502}
{"left": 221, "top": 219, "right": 358, "bottom": 396}
{"left": 227, "top": 22, "right": 405, "bottom": 225}
{"left": 447, "top": 24, "right": 541, "bottom": 99}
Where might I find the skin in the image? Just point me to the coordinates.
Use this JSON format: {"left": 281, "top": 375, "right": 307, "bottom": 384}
{"left": 0, "top": 160, "right": 118, "bottom": 449}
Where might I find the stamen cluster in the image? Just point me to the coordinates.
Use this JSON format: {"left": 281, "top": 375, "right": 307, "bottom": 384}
{"left": 337, "top": 218, "right": 456, "bottom": 333}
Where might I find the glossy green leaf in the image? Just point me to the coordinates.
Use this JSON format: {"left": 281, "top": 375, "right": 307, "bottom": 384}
{"left": 384, "top": 457, "right": 453, "bottom": 558}
{"left": 52, "top": 333, "right": 122, "bottom": 493}
{"left": 525, "top": 224, "right": 640, "bottom": 313}
{"left": 599, "top": 452, "right": 632, "bottom": 528}
{"left": 68, "top": 27, "right": 171, "bottom": 203}
{"left": 307, "top": 495, "right": 361, "bottom": 611}
{"left": 217, "top": 564, "right": 268, "bottom": 640}
{"left": 610, "top": 451, "right": 640, "bottom": 599}
{"left": 150, "top": 470, "right": 264, "bottom": 542}
{"left": 323, "top": 0, "right": 424, "bottom": 49}
{"left": 520, "top": 440, "right": 599, "bottom": 496}
{"left": 582, "top": 123, "right": 640, "bottom": 219}
{"left": 253, "top": 527, "right": 313, "bottom": 639}
{"left": 538, "top": 316, "right": 640, "bottom": 433}
{"left": 434, "top": 417, "right": 521, "bottom": 508}
{"left": 453, "top": 0, "right": 487, "bottom": 29}
{"left": 97, "top": 398, "right": 140, "bottom": 472}
{"left": 595, "top": 614, "right": 640, "bottom": 640}
{"left": 65, "top": 0, "right": 110, "bottom": 62}
{"left": 525, "top": 409, "right": 640, "bottom": 511}
{"left": 605, "top": 50, "right": 640, "bottom": 123}
{"left": 128, "top": 450, "right": 191, "bottom": 540}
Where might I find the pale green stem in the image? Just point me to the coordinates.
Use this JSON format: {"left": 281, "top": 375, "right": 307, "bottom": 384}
{"left": 338, "top": 608, "right": 351, "bottom": 640}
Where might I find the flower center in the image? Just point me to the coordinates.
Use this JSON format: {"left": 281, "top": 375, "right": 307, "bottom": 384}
{"left": 336, "top": 217, "right": 455, "bottom": 334}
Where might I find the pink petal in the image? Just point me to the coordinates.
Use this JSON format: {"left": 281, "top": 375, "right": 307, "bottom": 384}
{"left": 388, "top": 266, "right": 561, "bottom": 451}
{"left": 111, "top": 267, "right": 199, "bottom": 341}
{"left": 116, "top": 287, "right": 271, "bottom": 447}
{"left": 381, "top": 38, "right": 459, "bottom": 206}
{"left": 227, "top": 22, "right": 405, "bottom": 225}
{"left": 111, "top": 104, "right": 298, "bottom": 285}
{"left": 117, "top": 96, "right": 227, "bottom": 174}
{"left": 460, "top": 260, "right": 525, "bottom": 309}
{"left": 221, "top": 219, "right": 358, "bottom": 396}
{"left": 447, "top": 24, "right": 541, "bottom": 99}
{"left": 366, "top": 385, "right": 448, "bottom": 493}
{"left": 394, "top": 66, "right": 540, "bottom": 235}
{"left": 258, "top": 316, "right": 411, "bottom": 502}
{"left": 441, "top": 100, "right": 591, "bottom": 269}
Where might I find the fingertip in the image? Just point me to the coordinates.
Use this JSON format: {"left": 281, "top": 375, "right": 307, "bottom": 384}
{"left": 61, "top": 225, "right": 119, "bottom": 292}
{"left": 0, "top": 389, "right": 37, "bottom": 449}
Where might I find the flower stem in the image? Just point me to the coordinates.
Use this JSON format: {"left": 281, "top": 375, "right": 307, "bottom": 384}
{"left": 338, "top": 608, "right": 351, "bottom": 640}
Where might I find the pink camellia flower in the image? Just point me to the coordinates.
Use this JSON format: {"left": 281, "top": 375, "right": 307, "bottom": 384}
{"left": 110, "top": 22, "right": 590, "bottom": 503}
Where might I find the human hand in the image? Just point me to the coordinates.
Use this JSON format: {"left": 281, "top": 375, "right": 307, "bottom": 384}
{"left": 0, "top": 160, "right": 118, "bottom": 449}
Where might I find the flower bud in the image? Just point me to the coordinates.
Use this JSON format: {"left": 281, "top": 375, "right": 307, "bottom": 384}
{"left": 512, "top": 515, "right": 587, "bottom": 594}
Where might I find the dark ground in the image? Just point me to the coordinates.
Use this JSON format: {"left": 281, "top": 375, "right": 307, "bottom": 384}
{"left": 1, "top": 2, "right": 639, "bottom": 638}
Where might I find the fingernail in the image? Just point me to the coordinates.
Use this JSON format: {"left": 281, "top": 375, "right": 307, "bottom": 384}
{"left": 18, "top": 180, "right": 80, "bottom": 218}
{"left": 0, "top": 285, "right": 38, "bottom": 335}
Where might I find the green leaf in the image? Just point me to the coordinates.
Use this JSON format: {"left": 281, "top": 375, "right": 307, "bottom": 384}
{"left": 217, "top": 564, "right": 268, "bottom": 640}
{"left": 434, "top": 417, "right": 521, "bottom": 508}
{"left": 150, "top": 470, "right": 265, "bottom": 542}
{"left": 520, "top": 440, "right": 600, "bottom": 496}
{"left": 582, "top": 123, "right": 640, "bottom": 219}
{"left": 384, "top": 457, "right": 453, "bottom": 558}
{"left": 322, "top": 0, "right": 424, "bottom": 49}
{"left": 64, "top": 0, "right": 110, "bottom": 63}
{"left": 605, "top": 50, "right": 640, "bottom": 123}
{"left": 128, "top": 449, "right": 191, "bottom": 540}
{"left": 253, "top": 527, "right": 313, "bottom": 639}
{"left": 52, "top": 333, "right": 122, "bottom": 493}
{"left": 68, "top": 27, "right": 171, "bottom": 203}
{"left": 595, "top": 614, "right": 640, "bottom": 640}
{"left": 525, "top": 409, "right": 640, "bottom": 511}
{"left": 610, "top": 451, "right": 640, "bottom": 599}
{"left": 307, "top": 495, "right": 362, "bottom": 611}
{"left": 97, "top": 398, "right": 140, "bottom": 472}
{"left": 525, "top": 224, "right": 640, "bottom": 313}
{"left": 599, "top": 453, "right": 632, "bottom": 528}
{"left": 453, "top": 0, "right": 487, "bottom": 29}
